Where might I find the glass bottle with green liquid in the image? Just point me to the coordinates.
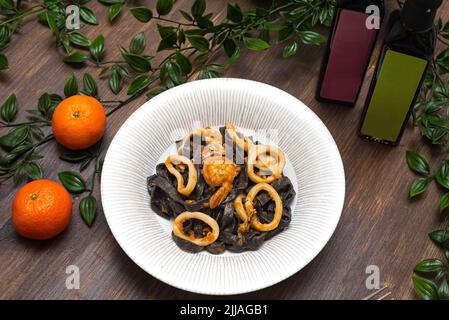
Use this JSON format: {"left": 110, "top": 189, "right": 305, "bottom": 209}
{"left": 359, "top": 0, "right": 442, "bottom": 145}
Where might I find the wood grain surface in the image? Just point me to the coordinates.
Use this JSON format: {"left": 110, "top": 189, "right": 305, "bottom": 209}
{"left": 1, "top": 0, "right": 449, "bottom": 300}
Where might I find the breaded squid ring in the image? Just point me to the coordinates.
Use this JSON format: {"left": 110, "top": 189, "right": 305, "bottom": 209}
{"left": 177, "top": 128, "right": 222, "bottom": 155}
{"left": 245, "top": 183, "right": 283, "bottom": 232}
{"left": 247, "top": 145, "right": 286, "bottom": 183}
{"left": 165, "top": 155, "right": 198, "bottom": 196}
{"left": 173, "top": 211, "right": 220, "bottom": 246}
{"left": 225, "top": 122, "right": 254, "bottom": 152}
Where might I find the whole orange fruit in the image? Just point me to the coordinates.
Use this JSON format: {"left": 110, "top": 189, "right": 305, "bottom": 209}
{"left": 12, "top": 179, "right": 72, "bottom": 240}
{"left": 52, "top": 95, "right": 106, "bottom": 150}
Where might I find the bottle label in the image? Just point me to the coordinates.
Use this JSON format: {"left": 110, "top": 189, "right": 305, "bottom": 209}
{"left": 361, "top": 50, "right": 427, "bottom": 143}
{"left": 319, "top": 9, "right": 379, "bottom": 104}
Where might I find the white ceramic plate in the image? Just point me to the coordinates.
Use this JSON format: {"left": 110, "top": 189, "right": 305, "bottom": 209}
{"left": 101, "top": 78, "right": 345, "bottom": 295}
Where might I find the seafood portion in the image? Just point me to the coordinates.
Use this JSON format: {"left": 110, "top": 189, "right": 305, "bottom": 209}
{"left": 173, "top": 211, "right": 219, "bottom": 246}
{"left": 147, "top": 123, "right": 295, "bottom": 254}
{"left": 165, "top": 155, "right": 198, "bottom": 196}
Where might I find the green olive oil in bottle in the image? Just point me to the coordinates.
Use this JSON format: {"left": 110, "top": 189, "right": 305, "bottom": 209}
{"left": 359, "top": 0, "right": 442, "bottom": 145}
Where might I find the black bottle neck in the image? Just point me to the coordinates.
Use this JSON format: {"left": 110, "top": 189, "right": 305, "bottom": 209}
{"left": 385, "top": 10, "right": 437, "bottom": 59}
{"left": 400, "top": 0, "right": 442, "bottom": 32}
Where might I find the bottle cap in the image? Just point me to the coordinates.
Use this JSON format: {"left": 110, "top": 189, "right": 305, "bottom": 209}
{"left": 401, "top": 0, "right": 442, "bottom": 31}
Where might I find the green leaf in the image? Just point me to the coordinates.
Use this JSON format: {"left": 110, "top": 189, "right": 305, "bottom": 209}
{"left": 79, "top": 157, "right": 93, "bottom": 171}
{"left": 191, "top": 0, "right": 206, "bottom": 19}
{"left": 60, "top": 150, "right": 90, "bottom": 163}
{"left": 226, "top": 3, "right": 242, "bottom": 23}
{"left": 108, "top": 3, "right": 123, "bottom": 22}
{"left": 24, "top": 162, "right": 43, "bottom": 180}
{"left": 129, "top": 32, "right": 145, "bottom": 55}
{"left": 11, "top": 142, "right": 33, "bottom": 156}
{"left": 120, "top": 50, "right": 151, "bottom": 73}
{"left": 127, "top": 75, "right": 151, "bottom": 95}
{"left": 438, "top": 278, "right": 449, "bottom": 300}
{"left": 0, "top": 0, "right": 14, "bottom": 10}
{"left": 146, "top": 87, "right": 165, "bottom": 99}
{"left": 409, "top": 177, "right": 431, "bottom": 198}
{"left": 58, "top": 171, "right": 87, "bottom": 194}
{"left": 69, "top": 31, "right": 91, "bottom": 47}
{"left": 79, "top": 195, "right": 97, "bottom": 227}
{"left": 0, "top": 53, "right": 8, "bottom": 70}
{"left": 48, "top": 94, "right": 62, "bottom": 114}
{"left": 424, "top": 100, "right": 446, "bottom": 114}
{"left": 130, "top": 7, "right": 153, "bottom": 23}
{"left": 90, "top": 35, "right": 105, "bottom": 62}
{"left": 82, "top": 73, "right": 98, "bottom": 97}
{"left": 64, "top": 73, "right": 78, "bottom": 97}
{"left": 1, "top": 93, "right": 17, "bottom": 122}
{"left": 175, "top": 52, "right": 192, "bottom": 75}
{"left": 227, "top": 46, "right": 240, "bottom": 65}
{"left": 412, "top": 275, "right": 439, "bottom": 300}
{"left": 436, "top": 160, "right": 449, "bottom": 189}
{"left": 157, "top": 24, "right": 176, "bottom": 39}
{"left": 223, "top": 38, "right": 237, "bottom": 57}
{"left": 429, "top": 230, "right": 449, "bottom": 248}
{"left": 445, "top": 250, "right": 449, "bottom": 264}
{"left": 243, "top": 37, "right": 270, "bottom": 51}
{"left": 180, "top": 10, "right": 193, "bottom": 22}
{"left": 277, "top": 24, "right": 294, "bottom": 42}
{"left": 45, "top": 11, "right": 59, "bottom": 36}
{"left": 156, "top": 0, "right": 173, "bottom": 16}
{"left": 157, "top": 25, "right": 177, "bottom": 51}
{"left": 405, "top": 151, "right": 430, "bottom": 175}
{"left": 63, "top": 51, "right": 88, "bottom": 64}
{"left": 187, "top": 34, "right": 209, "bottom": 52}
{"left": 80, "top": 6, "right": 98, "bottom": 25}
{"left": 109, "top": 69, "right": 122, "bottom": 94}
{"left": 299, "top": 31, "right": 327, "bottom": 45}
{"left": 37, "top": 93, "right": 58, "bottom": 119}
{"left": 0, "top": 126, "right": 29, "bottom": 149}
{"left": 259, "top": 28, "right": 269, "bottom": 43}
{"left": 440, "top": 193, "right": 449, "bottom": 213}
{"left": 0, "top": 153, "right": 16, "bottom": 165}
{"left": 165, "top": 61, "right": 183, "bottom": 84}
{"left": 283, "top": 41, "right": 298, "bottom": 58}
{"left": 414, "top": 259, "right": 446, "bottom": 273}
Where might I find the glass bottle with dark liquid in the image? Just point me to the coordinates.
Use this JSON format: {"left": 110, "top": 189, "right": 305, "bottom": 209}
{"left": 359, "top": 0, "right": 442, "bottom": 145}
{"left": 316, "top": 0, "right": 385, "bottom": 106}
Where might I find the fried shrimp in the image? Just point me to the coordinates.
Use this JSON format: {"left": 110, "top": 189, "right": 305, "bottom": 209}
{"left": 202, "top": 155, "right": 239, "bottom": 209}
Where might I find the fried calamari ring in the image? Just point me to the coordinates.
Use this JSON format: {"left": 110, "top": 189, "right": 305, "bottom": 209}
{"left": 225, "top": 122, "right": 254, "bottom": 152}
{"left": 165, "top": 155, "right": 198, "bottom": 196}
{"left": 245, "top": 183, "right": 283, "bottom": 232}
{"left": 247, "top": 145, "right": 286, "bottom": 183}
{"left": 173, "top": 211, "right": 220, "bottom": 246}
{"left": 234, "top": 194, "right": 248, "bottom": 222}
{"left": 177, "top": 128, "right": 222, "bottom": 155}
{"left": 234, "top": 194, "right": 252, "bottom": 243}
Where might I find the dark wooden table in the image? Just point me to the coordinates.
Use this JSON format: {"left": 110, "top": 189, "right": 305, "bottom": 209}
{"left": 1, "top": 1, "right": 449, "bottom": 300}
